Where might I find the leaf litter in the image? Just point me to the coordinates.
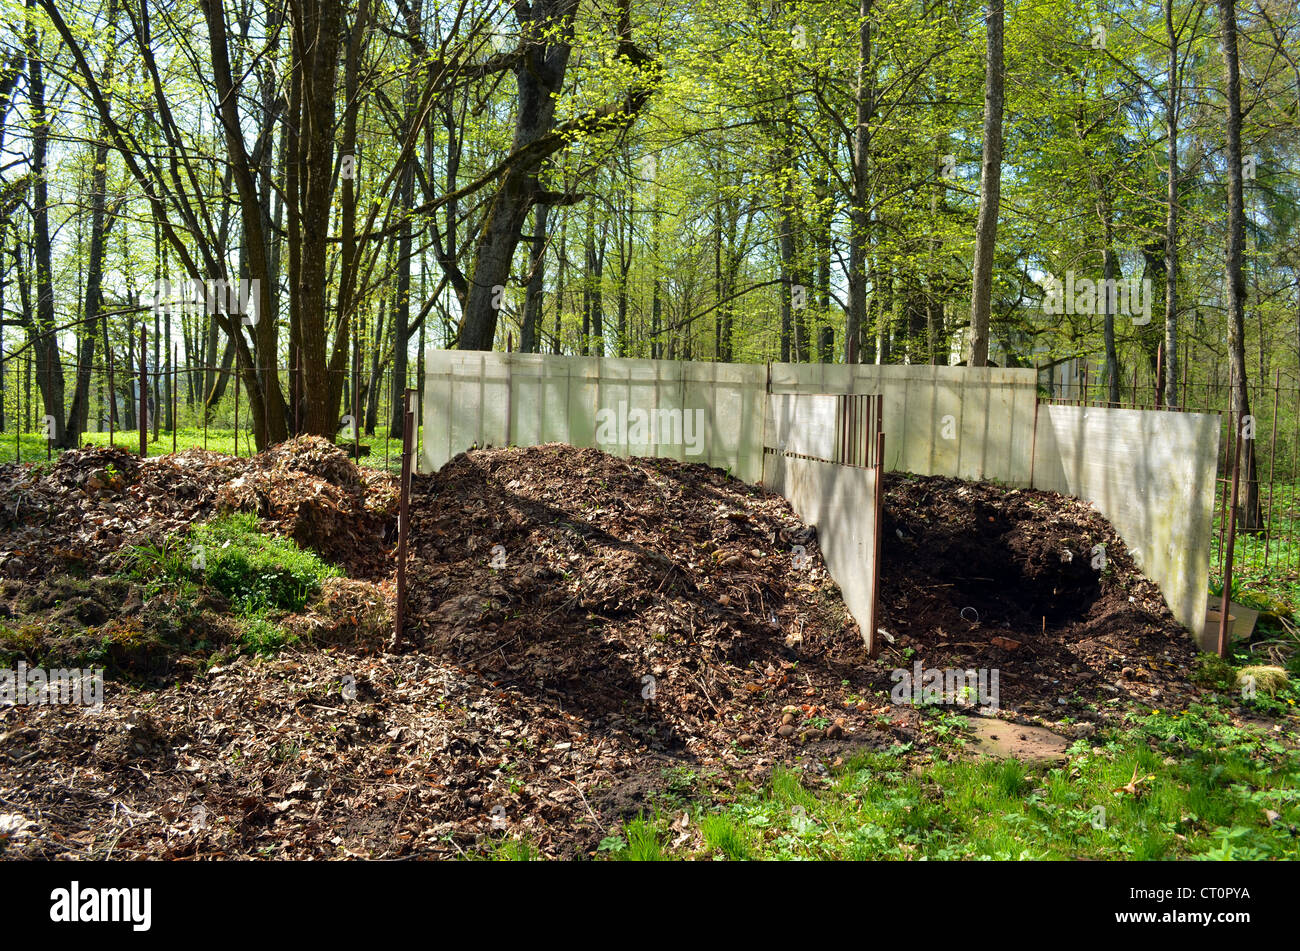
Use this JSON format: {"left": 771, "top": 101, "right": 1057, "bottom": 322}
{"left": 0, "top": 441, "right": 1215, "bottom": 858}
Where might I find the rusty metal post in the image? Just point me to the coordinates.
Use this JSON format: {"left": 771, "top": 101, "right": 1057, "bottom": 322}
{"left": 395, "top": 387, "right": 416, "bottom": 646}
{"left": 1219, "top": 414, "right": 1243, "bottom": 657}
{"left": 107, "top": 345, "right": 116, "bottom": 447}
{"left": 848, "top": 395, "right": 855, "bottom": 466}
{"left": 139, "top": 326, "right": 148, "bottom": 458}
{"left": 867, "top": 394, "right": 885, "bottom": 658}
{"left": 234, "top": 364, "right": 240, "bottom": 457}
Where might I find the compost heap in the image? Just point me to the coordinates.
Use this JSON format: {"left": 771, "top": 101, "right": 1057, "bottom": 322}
{"left": 0, "top": 441, "right": 1201, "bottom": 859}
{"left": 410, "top": 446, "right": 1196, "bottom": 726}
{"left": 0, "top": 436, "right": 396, "bottom": 582}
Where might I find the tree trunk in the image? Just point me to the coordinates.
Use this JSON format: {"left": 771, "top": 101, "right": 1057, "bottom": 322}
{"left": 846, "top": 0, "right": 872, "bottom": 363}
{"left": 365, "top": 296, "right": 389, "bottom": 434}
{"left": 968, "top": 0, "right": 1005, "bottom": 367}
{"left": 1163, "top": 0, "right": 1180, "bottom": 408}
{"left": 521, "top": 202, "right": 550, "bottom": 353}
{"left": 459, "top": 1, "right": 578, "bottom": 351}
{"left": 63, "top": 0, "right": 119, "bottom": 447}
{"left": 553, "top": 208, "right": 567, "bottom": 354}
{"left": 1217, "top": 0, "right": 1262, "bottom": 530}
{"left": 777, "top": 117, "right": 797, "bottom": 363}
{"left": 24, "top": 6, "right": 65, "bottom": 445}
{"left": 1102, "top": 236, "right": 1120, "bottom": 405}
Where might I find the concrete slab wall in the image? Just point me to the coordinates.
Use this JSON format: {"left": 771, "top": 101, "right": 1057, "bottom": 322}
{"left": 768, "top": 363, "right": 1039, "bottom": 484}
{"left": 765, "top": 393, "right": 841, "bottom": 461}
{"left": 425, "top": 354, "right": 1040, "bottom": 487}
{"left": 762, "top": 450, "right": 880, "bottom": 653}
{"left": 1030, "top": 404, "right": 1221, "bottom": 646}
{"left": 421, "top": 350, "right": 767, "bottom": 482}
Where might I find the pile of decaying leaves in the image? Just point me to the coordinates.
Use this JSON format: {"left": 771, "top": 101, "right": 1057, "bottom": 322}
{"left": 3, "top": 443, "right": 912, "bottom": 860}
{"left": 406, "top": 444, "right": 903, "bottom": 769}
{"left": 216, "top": 438, "right": 397, "bottom": 578}
{"left": 0, "top": 437, "right": 397, "bottom": 582}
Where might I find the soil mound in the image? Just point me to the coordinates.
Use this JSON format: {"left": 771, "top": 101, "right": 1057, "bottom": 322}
{"left": 0, "top": 438, "right": 396, "bottom": 580}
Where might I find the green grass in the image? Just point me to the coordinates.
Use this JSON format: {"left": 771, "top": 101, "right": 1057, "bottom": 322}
{"left": 0, "top": 432, "right": 61, "bottom": 467}
{"left": 237, "top": 615, "right": 299, "bottom": 656}
{"left": 0, "top": 427, "right": 406, "bottom": 473}
{"left": 489, "top": 838, "right": 541, "bottom": 861}
{"left": 189, "top": 513, "right": 341, "bottom": 614}
{"left": 699, "top": 812, "right": 756, "bottom": 860}
{"left": 119, "top": 512, "right": 340, "bottom": 616}
{"left": 587, "top": 698, "right": 1300, "bottom": 861}
{"left": 115, "top": 512, "right": 339, "bottom": 658}
{"left": 595, "top": 817, "right": 670, "bottom": 861}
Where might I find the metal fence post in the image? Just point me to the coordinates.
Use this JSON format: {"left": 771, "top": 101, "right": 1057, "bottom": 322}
{"left": 395, "top": 387, "right": 416, "bottom": 646}
{"left": 1219, "top": 413, "right": 1243, "bottom": 658}
{"left": 139, "top": 325, "right": 147, "bottom": 458}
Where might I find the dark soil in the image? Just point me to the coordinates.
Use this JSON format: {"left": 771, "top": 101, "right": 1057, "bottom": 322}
{"left": 870, "top": 472, "right": 1201, "bottom": 715}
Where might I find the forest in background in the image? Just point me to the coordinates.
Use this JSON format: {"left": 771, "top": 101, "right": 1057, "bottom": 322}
{"left": 0, "top": 0, "right": 1296, "bottom": 465}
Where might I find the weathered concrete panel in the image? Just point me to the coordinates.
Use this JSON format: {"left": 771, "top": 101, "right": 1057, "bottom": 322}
{"left": 1031, "top": 404, "right": 1220, "bottom": 645}
{"left": 768, "top": 363, "right": 1038, "bottom": 484}
{"left": 422, "top": 351, "right": 766, "bottom": 482}
{"left": 764, "top": 393, "right": 840, "bottom": 460}
{"left": 762, "top": 451, "right": 880, "bottom": 653}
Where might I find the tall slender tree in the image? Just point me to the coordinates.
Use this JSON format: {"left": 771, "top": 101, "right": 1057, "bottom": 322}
{"left": 968, "top": 0, "right": 1005, "bottom": 367}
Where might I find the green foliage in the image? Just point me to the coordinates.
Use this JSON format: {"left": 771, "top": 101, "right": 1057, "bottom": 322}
{"left": 238, "top": 615, "right": 298, "bottom": 658}
{"left": 600, "top": 704, "right": 1300, "bottom": 861}
{"left": 621, "top": 817, "right": 669, "bottom": 861}
{"left": 491, "top": 838, "right": 540, "bottom": 862}
{"left": 189, "top": 513, "right": 339, "bottom": 615}
{"left": 118, "top": 537, "right": 199, "bottom": 601}
{"left": 114, "top": 513, "right": 335, "bottom": 661}
{"left": 699, "top": 812, "right": 755, "bottom": 860}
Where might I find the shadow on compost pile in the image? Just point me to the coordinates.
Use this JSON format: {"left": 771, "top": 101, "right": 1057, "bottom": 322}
{"left": 871, "top": 472, "right": 1201, "bottom": 715}
{"left": 405, "top": 445, "right": 908, "bottom": 803}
